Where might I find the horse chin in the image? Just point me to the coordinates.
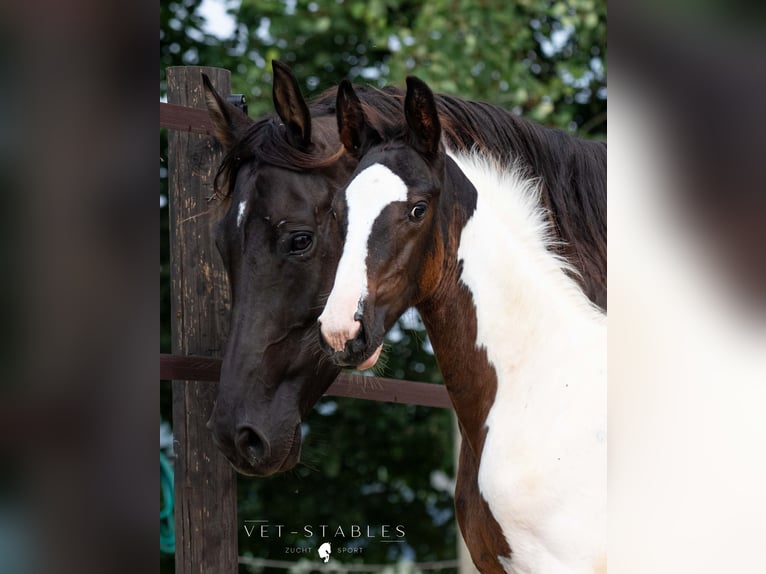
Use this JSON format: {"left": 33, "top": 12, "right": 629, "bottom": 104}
{"left": 356, "top": 344, "right": 383, "bottom": 370}
{"left": 327, "top": 340, "right": 383, "bottom": 370}
{"left": 276, "top": 423, "right": 303, "bottom": 472}
{"left": 323, "top": 321, "right": 386, "bottom": 370}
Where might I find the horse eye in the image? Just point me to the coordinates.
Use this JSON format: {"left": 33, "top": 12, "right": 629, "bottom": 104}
{"left": 290, "top": 232, "right": 313, "bottom": 253}
{"left": 409, "top": 202, "right": 427, "bottom": 221}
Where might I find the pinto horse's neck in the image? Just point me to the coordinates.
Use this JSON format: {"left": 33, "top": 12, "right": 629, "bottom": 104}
{"left": 421, "top": 153, "right": 603, "bottom": 451}
{"left": 419, "top": 153, "right": 606, "bottom": 573}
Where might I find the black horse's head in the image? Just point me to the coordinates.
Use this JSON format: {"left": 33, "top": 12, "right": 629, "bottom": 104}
{"left": 203, "top": 62, "right": 354, "bottom": 476}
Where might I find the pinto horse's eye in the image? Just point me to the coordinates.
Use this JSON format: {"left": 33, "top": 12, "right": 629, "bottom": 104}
{"left": 409, "top": 202, "right": 428, "bottom": 222}
{"left": 289, "top": 232, "right": 313, "bottom": 253}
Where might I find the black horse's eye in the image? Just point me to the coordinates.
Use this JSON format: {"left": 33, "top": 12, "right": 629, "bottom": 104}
{"left": 409, "top": 202, "right": 428, "bottom": 221}
{"left": 289, "top": 232, "right": 313, "bottom": 253}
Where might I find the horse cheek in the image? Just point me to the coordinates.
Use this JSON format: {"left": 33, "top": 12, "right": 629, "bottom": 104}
{"left": 416, "top": 231, "right": 445, "bottom": 302}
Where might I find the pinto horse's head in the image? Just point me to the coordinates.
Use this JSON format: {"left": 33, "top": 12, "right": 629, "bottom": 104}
{"left": 203, "top": 63, "right": 351, "bottom": 476}
{"left": 318, "top": 77, "right": 449, "bottom": 369}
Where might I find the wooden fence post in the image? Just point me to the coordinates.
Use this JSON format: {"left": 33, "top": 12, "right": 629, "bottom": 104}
{"left": 167, "top": 66, "right": 237, "bottom": 574}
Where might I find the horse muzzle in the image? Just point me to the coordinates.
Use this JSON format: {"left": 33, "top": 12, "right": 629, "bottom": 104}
{"left": 317, "top": 319, "right": 383, "bottom": 370}
{"left": 208, "top": 414, "right": 302, "bottom": 477}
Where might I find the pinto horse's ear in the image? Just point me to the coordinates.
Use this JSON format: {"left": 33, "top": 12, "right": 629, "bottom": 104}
{"left": 336, "top": 79, "right": 379, "bottom": 158}
{"left": 272, "top": 60, "right": 312, "bottom": 149}
{"left": 202, "top": 73, "right": 252, "bottom": 149}
{"left": 404, "top": 76, "right": 441, "bottom": 157}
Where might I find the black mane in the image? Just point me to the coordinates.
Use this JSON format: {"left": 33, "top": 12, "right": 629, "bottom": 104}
{"left": 436, "top": 95, "right": 606, "bottom": 309}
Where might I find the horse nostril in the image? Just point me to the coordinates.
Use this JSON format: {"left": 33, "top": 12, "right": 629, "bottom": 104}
{"left": 348, "top": 322, "right": 368, "bottom": 354}
{"left": 353, "top": 298, "right": 365, "bottom": 322}
{"left": 235, "top": 426, "right": 271, "bottom": 464}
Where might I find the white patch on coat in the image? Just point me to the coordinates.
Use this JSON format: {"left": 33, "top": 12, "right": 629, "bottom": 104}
{"left": 236, "top": 200, "right": 247, "bottom": 227}
{"left": 450, "top": 152, "right": 606, "bottom": 573}
{"left": 318, "top": 164, "right": 408, "bottom": 351}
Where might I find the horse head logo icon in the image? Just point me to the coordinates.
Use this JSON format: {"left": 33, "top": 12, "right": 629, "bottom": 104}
{"left": 318, "top": 541, "right": 332, "bottom": 563}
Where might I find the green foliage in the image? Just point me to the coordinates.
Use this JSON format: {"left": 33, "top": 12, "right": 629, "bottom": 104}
{"left": 237, "top": 397, "right": 455, "bottom": 567}
{"left": 160, "top": 1, "right": 606, "bottom": 571}
{"left": 380, "top": 0, "right": 607, "bottom": 134}
{"left": 160, "top": 1, "right": 605, "bottom": 134}
{"left": 192, "top": 0, "right": 606, "bottom": 135}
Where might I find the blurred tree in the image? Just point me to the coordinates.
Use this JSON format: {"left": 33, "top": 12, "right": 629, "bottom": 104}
{"left": 161, "top": 1, "right": 606, "bottom": 572}
{"left": 223, "top": 0, "right": 606, "bottom": 135}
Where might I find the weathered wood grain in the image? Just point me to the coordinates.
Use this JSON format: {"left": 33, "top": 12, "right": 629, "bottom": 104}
{"left": 167, "top": 66, "right": 237, "bottom": 574}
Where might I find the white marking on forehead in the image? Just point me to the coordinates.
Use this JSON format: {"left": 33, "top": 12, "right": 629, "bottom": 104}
{"left": 318, "top": 164, "right": 408, "bottom": 350}
{"left": 236, "top": 200, "right": 247, "bottom": 227}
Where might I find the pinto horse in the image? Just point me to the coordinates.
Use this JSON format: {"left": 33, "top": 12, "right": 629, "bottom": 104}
{"left": 318, "top": 78, "right": 606, "bottom": 573}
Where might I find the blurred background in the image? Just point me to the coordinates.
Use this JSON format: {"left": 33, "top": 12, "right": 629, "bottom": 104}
{"left": 160, "top": 1, "right": 606, "bottom": 573}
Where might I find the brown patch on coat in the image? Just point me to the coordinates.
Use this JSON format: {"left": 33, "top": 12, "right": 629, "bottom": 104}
{"left": 418, "top": 201, "right": 510, "bottom": 568}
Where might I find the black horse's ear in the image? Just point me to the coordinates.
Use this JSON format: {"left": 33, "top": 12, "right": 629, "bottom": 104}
{"left": 404, "top": 76, "right": 441, "bottom": 156}
{"left": 272, "top": 60, "right": 312, "bottom": 149}
{"left": 336, "top": 79, "right": 379, "bottom": 158}
{"left": 202, "top": 73, "right": 252, "bottom": 149}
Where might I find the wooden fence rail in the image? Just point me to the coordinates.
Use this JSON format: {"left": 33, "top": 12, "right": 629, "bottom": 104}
{"left": 161, "top": 354, "right": 452, "bottom": 409}
{"left": 161, "top": 102, "right": 214, "bottom": 135}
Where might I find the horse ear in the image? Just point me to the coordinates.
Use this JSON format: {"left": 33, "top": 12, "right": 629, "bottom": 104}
{"left": 202, "top": 73, "right": 252, "bottom": 149}
{"left": 272, "top": 60, "right": 312, "bottom": 149}
{"left": 404, "top": 76, "right": 441, "bottom": 156}
{"left": 336, "top": 79, "right": 378, "bottom": 158}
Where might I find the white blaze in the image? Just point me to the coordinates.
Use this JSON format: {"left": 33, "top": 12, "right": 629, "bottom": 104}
{"left": 236, "top": 200, "right": 247, "bottom": 227}
{"left": 318, "top": 164, "right": 408, "bottom": 351}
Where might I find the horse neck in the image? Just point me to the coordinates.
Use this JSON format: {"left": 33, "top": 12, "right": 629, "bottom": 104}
{"left": 438, "top": 99, "right": 608, "bottom": 309}
{"left": 419, "top": 152, "right": 604, "bottom": 457}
